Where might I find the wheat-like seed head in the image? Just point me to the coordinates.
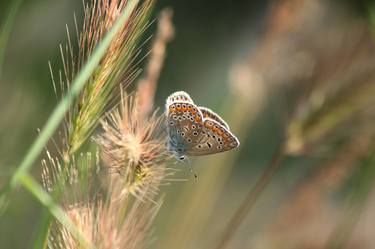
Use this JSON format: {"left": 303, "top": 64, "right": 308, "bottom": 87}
{"left": 51, "top": 0, "right": 155, "bottom": 158}
{"left": 95, "top": 91, "right": 174, "bottom": 201}
{"left": 47, "top": 196, "right": 161, "bottom": 249}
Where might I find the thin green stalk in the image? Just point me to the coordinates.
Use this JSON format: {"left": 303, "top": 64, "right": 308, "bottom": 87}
{"left": 0, "top": 0, "right": 23, "bottom": 77}
{"left": 32, "top": 212, "right": 52, "bottom": 249}
{"left": 0, "top": 0, "right": 139, "bottom": 195}
{"left": 19, "top": 173, "right": 95, "bottom": 249}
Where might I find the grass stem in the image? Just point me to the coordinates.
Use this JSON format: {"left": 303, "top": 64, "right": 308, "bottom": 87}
{"left": 214, "top": 142, "right": 285, "bottom": 249}
{"left": 19, "top": 173, "right": 95, "bottom": 249}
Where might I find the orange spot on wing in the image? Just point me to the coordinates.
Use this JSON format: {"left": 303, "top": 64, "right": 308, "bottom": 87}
{"left": 195, "top": 116, "right": 201, "bottom": 122}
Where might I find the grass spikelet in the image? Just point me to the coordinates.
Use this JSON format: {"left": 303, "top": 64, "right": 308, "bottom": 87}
{"left": 48, "top": 199, "right": 162, "bottom": 249}
{"left": 42, "top": 150, "right": 163, "bottom": 249}
{"left": 95, "top": 91, "right": 173, "bottom": 201}
{"left": 55, "top": 0, "right": 156, "bottom": 157}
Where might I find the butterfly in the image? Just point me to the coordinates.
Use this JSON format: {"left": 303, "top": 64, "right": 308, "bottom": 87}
{"left": 165, "top": 91, "right": 240, "bottom": 160}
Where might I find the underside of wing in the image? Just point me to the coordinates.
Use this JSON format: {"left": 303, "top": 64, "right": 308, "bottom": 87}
{"left": 166, "top": 91, "right": 194, "bottom": 107}
{"left": 166, "top": 101, "right": 205, "bottom": 148}
{"left": 186, "top": 118, "right": 239, "bottom": 156}
{"left": 199, "top": 106, "right": 229, "bottom": 130}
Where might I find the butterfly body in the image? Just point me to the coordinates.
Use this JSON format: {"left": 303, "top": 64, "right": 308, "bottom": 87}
{"left": 165, "top": 91, "right": 239, "bottom": 159}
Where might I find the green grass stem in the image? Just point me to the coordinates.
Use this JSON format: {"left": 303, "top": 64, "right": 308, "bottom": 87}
{"left": 19, "top": 173, "right": 95, "bottom": 249}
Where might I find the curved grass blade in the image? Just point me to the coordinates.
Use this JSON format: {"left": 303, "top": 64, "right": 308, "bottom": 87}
{"left": 19, "top": 173, "right": 95, "bottom": 249}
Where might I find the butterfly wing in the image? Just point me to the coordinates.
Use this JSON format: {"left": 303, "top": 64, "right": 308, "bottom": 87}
{"left": 166, "top": 100, "right": 205, "bottom": 154}
{"left": 166, "top": 91, "right": 193, "bottom": 108}
{"left": 199, "top": 106, "right": 229, "bottom": 130}
{"left": 186, "top": 118, "right": 239, "bottom": 156}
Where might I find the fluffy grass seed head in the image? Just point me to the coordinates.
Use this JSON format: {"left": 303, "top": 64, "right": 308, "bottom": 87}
{"left": 42, "top": 150, "right": 161, "bottom": 249}
{"left": 95, "top": 91, "right": 173, "bottom": 201}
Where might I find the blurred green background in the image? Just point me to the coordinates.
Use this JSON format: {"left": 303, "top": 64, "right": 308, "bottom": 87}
{"left": 2, "top": 0, "right": 375, "bottom": 248}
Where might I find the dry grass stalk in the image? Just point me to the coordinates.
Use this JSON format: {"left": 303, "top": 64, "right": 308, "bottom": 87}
{"left": 137, "top": 8, "right": 175, "bottom": 117}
